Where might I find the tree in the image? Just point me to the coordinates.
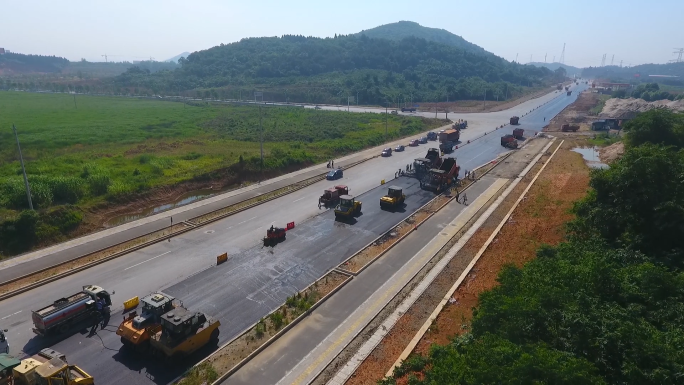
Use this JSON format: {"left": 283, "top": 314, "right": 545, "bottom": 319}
{"left": 623, "top": 109, "right": 684, "bottom": 149}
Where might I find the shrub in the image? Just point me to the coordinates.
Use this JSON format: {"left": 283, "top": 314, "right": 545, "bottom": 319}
{"left": 107, "top": 180, "right": 133, "bottom": 200}
{"left": 87, "top": 173, "right": 111, "bottom": 196}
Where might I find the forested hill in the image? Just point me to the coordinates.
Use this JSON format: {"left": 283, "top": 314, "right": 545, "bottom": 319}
{"left": 582, "top": 62, "right": 684, "bottom": 84}
{"left": 115, "top": 34, "right": 559, "bottom": 104}
{"left": 355, "top": 21, "right": 491, "bottom": 57}
{"left": 0, "top": 52, "right": 69, "bottom": 74}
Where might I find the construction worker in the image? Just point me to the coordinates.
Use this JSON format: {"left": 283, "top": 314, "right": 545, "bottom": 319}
{"left": 331, "top": 159, "right": 334, "bottom": 168}
{"left": 406, "top": 164, "right": 409, "bottom": 172}
{"left": 462, "top": 193, "right": 468, "bottom": 205}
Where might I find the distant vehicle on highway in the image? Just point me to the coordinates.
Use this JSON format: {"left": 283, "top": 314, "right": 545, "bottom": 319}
{"left": 326, "top": 169, "right": 343, "bottom": 180}
{"left": 381, "top": 148, "right": 393, "bottom": 157}
{"left": 409, "top": 139, "right": 419, "bottom": 147}
{"left": 419, "top": 136, "right": 428, "bottom": 144}
{"left": 427, "top": 132, "right": 438, "bottom": 141}
{"left": 401, "top": 107, "right": 416, "bottom": 112}
{"left": 314, "top": 106, "right": 321, "bottom": 110}
{"left": 395, "top": 145, "right": 405, "bottom": 152}
{"left": 390, "top": 110, "right": 398, "bottom": 115}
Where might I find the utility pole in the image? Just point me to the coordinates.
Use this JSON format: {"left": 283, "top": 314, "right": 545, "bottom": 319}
{"left": 559, "top": 43, "right": 566, "bottom": 64}
{"left": 12, "top": 124, "right": 33, "bottom": 210}
{"left": 515, "top": 53, "right": 518, "bottom": 63}
{"left": 545, "top": 53, "right": 547, "bottom": 63}
{"left": 385, "top": 104, "right": 388, "bottom": 139}
{"left": 259, "top": 105, "right": 263, "bottom": 179}
{"left": 611, "top": 54, "right": 615, "bottom": 66}
{"left": 73, "top": 94, "right": 77, "bottom": 109}
{"left": 483, "top": 88, "right": 486, "bottom": 109}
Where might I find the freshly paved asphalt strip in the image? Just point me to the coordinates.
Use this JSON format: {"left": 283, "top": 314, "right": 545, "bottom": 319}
{"left": 225, "top": 177, "right": 506, "bottom": 385}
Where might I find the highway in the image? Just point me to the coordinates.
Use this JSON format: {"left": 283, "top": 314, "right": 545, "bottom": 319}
{"left": 0, "top": 83, "right": 588, "bottom": 385}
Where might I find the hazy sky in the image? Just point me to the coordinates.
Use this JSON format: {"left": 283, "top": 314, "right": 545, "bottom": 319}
{"left": 3, "top": 0, "right": 682, "bottom": 68}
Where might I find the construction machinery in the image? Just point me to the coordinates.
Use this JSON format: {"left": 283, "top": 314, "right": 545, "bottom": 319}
{"left": 501, "top": 135, "right": 518, "bottom": 149}
{"left": 319, "top": 185, "right": 348, "bottom": 207}
{"left": 439, "top": 129, "right": 460, "bottom": 143}
{"left": 400, "top": 107, "right": 416, "bottom": 112}
{"left": 424, "top": 148, "right": 442, "bottom": 167}
{"left": 565, "top": 86, "right": 570, "bottom": 91}
{"left": 510, "top": 116, "right": 520, "bottom": 125}
{"left": 264, "top": 225, "right": 287, "bottom": 246}
{"left": 561, "top": 124, "right": 579, "bottom": 132}
{"left": 557, "top": 83, "right": 563, "bottom": 90}
{"left": 512, "top": 128, "right": 525, "bottom": 139}
{"left": 0, "top": 330, "right": 7, "bottom": 355}
{"left": 452, "top": 120, "right": 467, "bottom": 130}
{"left": 117, "top": 292, "right": 176, "bottom": 353}
{"left": 439, "top": 141, "right": 455, "bottom": 154}
{"left": 32, "top": 285, "right": 111, "bottom": 337}
{"left": 380, "top": 186, "right": 405, "bottom": 210}
{"left": 149, "top": 307, "right": 220, "bottom": 360}
{"left": 10, "top": 349, "right": 93, "bottom": 385}
{"left": 567, "top": 90, "right": 572, "bottom": 96}
{"left": 422, "top": 158, "right": 459, "bottom": 193}
{"left": 334, "top": 195, "right": 362, "bottom": 219}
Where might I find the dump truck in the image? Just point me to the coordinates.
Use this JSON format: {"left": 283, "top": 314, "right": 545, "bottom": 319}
{"left": 567, "top": 90, "right": 572, "bottom": 96}
{"left": 334, "top": 195, "right": 362, "bottom": 219}
{"left": 561, "top": 124, "right": 579, "bottom": 132}
{"left": 438, "top": 129, "right": 460, "bottom": 143}
{"left": 424, "top": 148, "right": 442, "bottom": 168}
{"left": 400, "top": 107, "right": 416, "bottom": 112}
{"left": 319, "top": 185, "right": 348, "bottom": 207}
{"left": 501, "top": 135, "right": 518, "bottom": 149}
{"left": 411, "top": 158, "right": 432, "bottom": 180}
{"left": 565, "top": 86, "right": 569, "bottom": 91}
{"left": 422, "top": 158, "right": 459, "bottom": 193}
{"left": 380, "top": 186, "right": 405, "bottom": 210}
{"left": 510, "top": 116, "right": 520, "bottom": 125}
{"left": 557, "top": 83, "right": 563, "bottom": 90}
{"left": 512, "top": 128, "right": 524, "bottom": 139}
{"left": 149, "top": 307, "right": 220, "bottom": 360}
{"left": 10, "top": 349, "right": 93, "bottom": 385}
{"left": 32, "top": 285, "right": 112, "bottom": 337}
{"left": 117, "top": 292, "right": 176, "bottom": 353}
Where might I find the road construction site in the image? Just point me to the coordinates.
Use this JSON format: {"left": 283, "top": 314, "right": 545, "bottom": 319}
{"left": 0, "top": 83, "right": 589, "bottom": 385}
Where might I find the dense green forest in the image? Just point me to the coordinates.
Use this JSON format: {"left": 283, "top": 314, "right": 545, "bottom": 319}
{"left": 113, "top": 34, "right": 561, "bottom": 105}
{"left": 383, "top": 109, "right": 684, "bottom": 385}
{"left": 355, "top": 21, "right": 491, "bottom": 57}
{"left": 0, "top": 52, "right": 69, "bottom": 73}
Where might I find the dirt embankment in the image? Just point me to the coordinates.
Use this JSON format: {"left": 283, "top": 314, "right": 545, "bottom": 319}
{"left": 600, "top": 97, "right": 684, "bottom": 117}
{"left": 599, "top": 141, "right": 625, "bottom": 164}
{"left": 544, "top": 92, "right": 601, "bottom": 132}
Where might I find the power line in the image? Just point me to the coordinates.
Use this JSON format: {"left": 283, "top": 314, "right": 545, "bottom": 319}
{"left": 672, "top": 48, "right": 684, "bottom": 63}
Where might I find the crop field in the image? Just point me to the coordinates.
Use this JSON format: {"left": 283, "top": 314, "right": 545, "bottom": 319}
{"left": 0, "top": 91, "right": 443, "bottom": 256}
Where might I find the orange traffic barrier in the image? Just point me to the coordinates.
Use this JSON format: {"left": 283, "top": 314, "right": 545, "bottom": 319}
{"left": 217, "top": 253, "right": 228, "bottom": 265}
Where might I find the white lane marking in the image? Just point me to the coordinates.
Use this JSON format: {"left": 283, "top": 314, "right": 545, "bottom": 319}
{"left": 226, "top": 216, "right": 258, "bottom": 230}
{"left": 124, "top": 251, "right": 171, "bottom": 271}
{"left": 292, "top": 196, "right": 306, "bottom": 203}
{"left": 1, "top": 311, "right": 21, "bottom": 320}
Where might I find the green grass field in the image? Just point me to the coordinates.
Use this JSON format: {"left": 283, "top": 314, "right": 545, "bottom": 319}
{"left": 0, "top": 91, "right": 443, "bottom": 211}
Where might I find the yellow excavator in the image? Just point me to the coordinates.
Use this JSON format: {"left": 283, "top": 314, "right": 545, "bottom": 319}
{"left": 380, "top": 186, "right": 405, "bottom": 210}
{"left": 1, "top": 349, "right": 93, "bottom": 385}
{"left": 117, "top": 292, "right": 176, "bottom": 353}
{"left": 149, "top": 306, "right": 220, "bottom": 360}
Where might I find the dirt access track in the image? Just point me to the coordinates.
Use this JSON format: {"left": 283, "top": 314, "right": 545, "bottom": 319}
{"left": 343, "top": 139, "right": 591, "bottom": 384}
{"left": 544, "top": 91, "right": 601, "bottom": 132}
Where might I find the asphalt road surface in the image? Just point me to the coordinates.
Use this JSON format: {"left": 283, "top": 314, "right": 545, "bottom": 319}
{"left": 0, "top": 84, "right": 588, "bottom": 385}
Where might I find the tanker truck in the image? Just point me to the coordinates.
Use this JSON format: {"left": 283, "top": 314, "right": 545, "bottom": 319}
{"left": 31, "top": 285, "right": 112, "bottom": 337}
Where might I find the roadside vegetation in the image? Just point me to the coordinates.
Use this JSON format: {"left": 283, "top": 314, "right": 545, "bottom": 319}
{"left": 0, "top": 91, "right": 443, "bottom": 257}
{"left": 383, "top": 109, "right": 684, "bottom": 385}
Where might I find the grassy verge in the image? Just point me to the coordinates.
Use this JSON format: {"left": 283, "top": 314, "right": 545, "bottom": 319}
{"left": 587, "top": 131, "right": 621, "bottom": 147}
{"left": 589, "top": 94, "right": 611, "bottom": 115}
